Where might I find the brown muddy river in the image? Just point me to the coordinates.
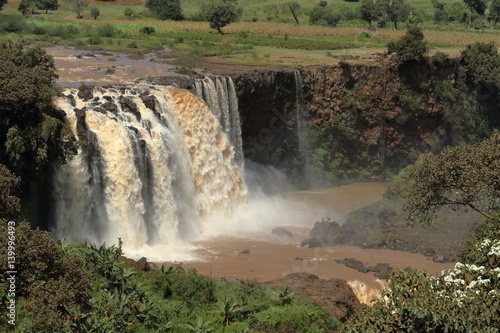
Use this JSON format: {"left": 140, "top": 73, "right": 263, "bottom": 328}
{"left": 168, "top": 183, "right": 455, "bottom": 302}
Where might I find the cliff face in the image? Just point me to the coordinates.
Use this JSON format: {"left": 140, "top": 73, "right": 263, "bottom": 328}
{"left": 233, "top": 59, "right": 459, "bottom": 183}
{"left": 232, "top": 70, "right": 304, "bottom": 180}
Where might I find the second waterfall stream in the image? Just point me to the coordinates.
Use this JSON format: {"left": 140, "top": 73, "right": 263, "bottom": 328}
{"left": 52, "top": 80, "right": 247, "bottom": 260}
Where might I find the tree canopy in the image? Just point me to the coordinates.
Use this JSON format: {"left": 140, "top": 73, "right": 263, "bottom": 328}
{"left": 459, "top": 41, "right": 500, "bottom": 87}
{"left": 378, "top": 0, "right": 410, "bottom": 29}
{"left": 359, "top": 0, "right": 381, "bottom": 29}
{"left": 0, "top": 0, "right": 7, "bottom": 10}
{"left": 387, "top": 27, "right": 429, "bottom": 65}
{"left": 145, "top": 0, "right": 183, "bottom": 21}
{"left": 404, "top": 131, "right": 500, "bottom": 223}
{"left": 0, "top": 41, "right": 76, "bottom": 199}
{"left": 205, "top": 0, "right": 238, "bottom": 34}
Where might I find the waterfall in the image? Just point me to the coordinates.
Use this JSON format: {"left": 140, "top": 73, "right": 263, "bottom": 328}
{"left": 52, "top": 85, "right": 247, "bottom": 254}
{"left": 194, "top": 77, "right": 244, "bottom": 172}
{"left": 294, "top": 70, "right": 312, "bottom": 184}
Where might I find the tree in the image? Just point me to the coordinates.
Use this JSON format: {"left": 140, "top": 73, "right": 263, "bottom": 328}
{"left": 205, "top": 0, "right": 238, "bottom": 34}
{"left": 309, "top": 4, "right": 339, "bottom": 26}
{"left": 0, "top": 41, "right": 76, "bottom": 201}
{"left": 90, "top": 7, "right": 100, "bottom": 19}
{"left": 432, "top": 0, "right": 448, "bottom": 23}
{"left": 287, "top": 1, "right": 301, "bottom": 24}
{"left": 488, "top": 0, "right": 500, "bottom": 28}
{"left": 404, "top": 131, "right": 500, "bottom": 224}
{"left": 459, "top": 41, "right": 500, "bottom": 86}
{"left": 378, "top": 0, "right": 410, "bottom": 29}
{"left": 463, "top": 0, "right": 487, "bottom": 16}
{"left": 36, "top": 0, "right": 58, "bottom": 13}
{"left": 387, "top": 27, "right": 428, "bottom": 65}
{"left": 0, "top": 0, "right": 6, "bottom": 11}
{"left": 0, "top": 164, "right": 20, "bottom": 219}
{"left": 18, "top": 0, "right": 35, "bottom": 15}
{"left": 124, "top": 7, "right": 134, "bottom": 19}
{"left": 71, "top": 0, "right": 88, "bottom": 18}
{"left": 145, "top": 0, "right": 183, "bottom": 21}
{"left": 360, "top": 0, "right": 381, "bottom": 29}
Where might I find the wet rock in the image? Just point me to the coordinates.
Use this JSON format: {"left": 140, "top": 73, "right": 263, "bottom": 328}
{"left": 239, "top": 249, "right": 250, "bottom": 254}
{"left": 303, "top": 218, "right": 345, "bottom": 247}
{"left": 77, "top": 85, "right": 94, "bottom": 101}
{"left": 102, "top": 101, "right": 118, "bottom": 114}
{"left": 370, "top": 263, "right": 393, "bottom": 280}
{"left": 300, "top": 237, "right": 328, "bottom": 248}
{"left": 265, "top": 272, "right": 362, "bottom": 322}
{"left": 336, "top": 258, "right": 368, "bottom": 273}
{"left": 74, "top": 107, "right": 88, "bottom": 143}
{"left": 122, "top": 256, "right": 151, "bottom": 272}
{"left": 271, "top": 227, "right": 293, "bottom": 237}
{"left": 119, "top": 96, "right": 141, "bottom": 120}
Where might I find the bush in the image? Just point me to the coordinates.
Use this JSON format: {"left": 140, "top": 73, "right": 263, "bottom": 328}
{"left": 252, "top": 301, "right": 341, "bottom": 332}
{"left": 97, "top": 23, "right": 115, "bottom": 37}
{"left": 0, "top": 222, "right": 91, "bottom": 332}
{"left": 309, "top": 5, "right": 339, "bottom": 26}
{"left": 127, "top": 41, "right": 138, "bottom": 48}
{"left": 88, "top": 36, "right": 103, "bottom": 45}
{"left": 140, "top": 26, "right": 155, "bottom": 35}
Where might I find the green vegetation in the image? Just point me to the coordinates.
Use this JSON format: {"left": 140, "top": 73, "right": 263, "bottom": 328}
{"left": 146, "top": 0, "right": 184, "bottom": 21}
{"left": 0, "top": 224, "right": 342, "bottom": 331}
{"left": 205, "top": 0, "right": 239, "bottom": 34}
{"left": 341, "top": 132, "right": 500, "bottom": 331}
{"left": 387, "top": 27, "right": 429, "bottom": 65}
{"left": 404, "top": 130, "right": 500, "bottom": 223}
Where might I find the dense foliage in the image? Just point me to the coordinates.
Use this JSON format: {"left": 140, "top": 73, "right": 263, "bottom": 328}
{"left": 0, "top": 225, "right": 341, "bottom": 332}
{"left": 205, "top": 0, "right": 238, "bottom": 34}
{"left": 387, "top": 27, "right": 429, "bottom": 65}
{"left": 404, "top": 131, "right": 500, "bottom": 224}
{"left": 145, "top": 0, "right": 184, "bottom": 21}
{"left": 0, "top": 42, "right": 76, "bottom": 221}
{"left": 309, "top": 3, "right": 339, "bottom": 27}
{"left": 0, "top": 42, "right": 76, "bottom": 185}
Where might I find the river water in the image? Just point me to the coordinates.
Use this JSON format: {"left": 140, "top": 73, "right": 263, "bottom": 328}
{"left": 168, "top": 182, "right": 455, "bottom": 303}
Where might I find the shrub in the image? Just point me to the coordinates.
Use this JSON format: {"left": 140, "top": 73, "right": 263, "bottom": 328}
{"left": 97, "top": 23, "right": 115, "bottom": 37}
{"left": 140, "top": 26, "right": 156, "bottom": 35}
{"left": 0, "top": 222, "right": 91, "bottom": 332}
{"left": 127, "top": 41, "right": 138, "bottom": 48}
{"left": 88, "top": 36, "right": 103, "bottom": 45}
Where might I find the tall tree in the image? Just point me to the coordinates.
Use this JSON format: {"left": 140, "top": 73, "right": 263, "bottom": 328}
{"left": 0, "top": 41, "right": 76, "bottom": 192}
{"left": 463, "top": 0, "right": 487, "bottom": 15}
{"left": 360, "top": 0, "right": 381, "bottom": 29}
{"left": 378, "top": 0, "right": 410, "bottom": 29}
{"left": 18, "top": 0, "right": 35, "bottom": 15}
{"left": 404, "top": 131, "right": 500, "bottom": 223}
{"left": 205, "top": 0, "right": 238, "bottom": 34}
{"left": 287, "top": 1, "right": 301, "bottom": 24}
{"left": 145, "top": 0, "right": 183, "bottom": 20}
{"left": 90, "top": 7, "right": 100, "bottom": 19}
{"left": 71, "top": 0, "right": 88, "bottom": 18}
{"left": 0, "top": 0, "right": 7, "bottom": 10}
{"left": 36, "top": 0, "right": 58, "bottom": 13}
{"left": 488, "top": 0, "right": 500, "bottom": 28}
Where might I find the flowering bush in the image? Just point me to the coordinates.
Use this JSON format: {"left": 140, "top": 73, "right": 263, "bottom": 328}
{"left": 344, "top": 215, "right": 500, "bottom": 332}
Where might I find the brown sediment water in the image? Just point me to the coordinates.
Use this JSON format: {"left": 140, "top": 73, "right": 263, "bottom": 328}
{"left": 167, "top": 182, "right": 455, "bottom": 303}
{"left": 46, "top": 46, "right": 180, "bottom": 87}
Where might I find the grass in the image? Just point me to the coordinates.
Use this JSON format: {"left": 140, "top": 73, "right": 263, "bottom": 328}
{"left": 2, "top": 0, "right": 500, "bottom": 68}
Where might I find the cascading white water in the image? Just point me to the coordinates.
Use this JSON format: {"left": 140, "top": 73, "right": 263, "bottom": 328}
{"left": 194, "top": 77, "right": 244, "bottom": 171}
{"left": 52, "top": 85, "right": 247, "bottom": 256}
{"left": 294, "top": 70, "right": 313, "bottom": 185}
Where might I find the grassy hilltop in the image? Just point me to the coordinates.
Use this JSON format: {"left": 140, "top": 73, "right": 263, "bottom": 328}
{"left": 1, "top": 0, "right": 500, "bottom": 68}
